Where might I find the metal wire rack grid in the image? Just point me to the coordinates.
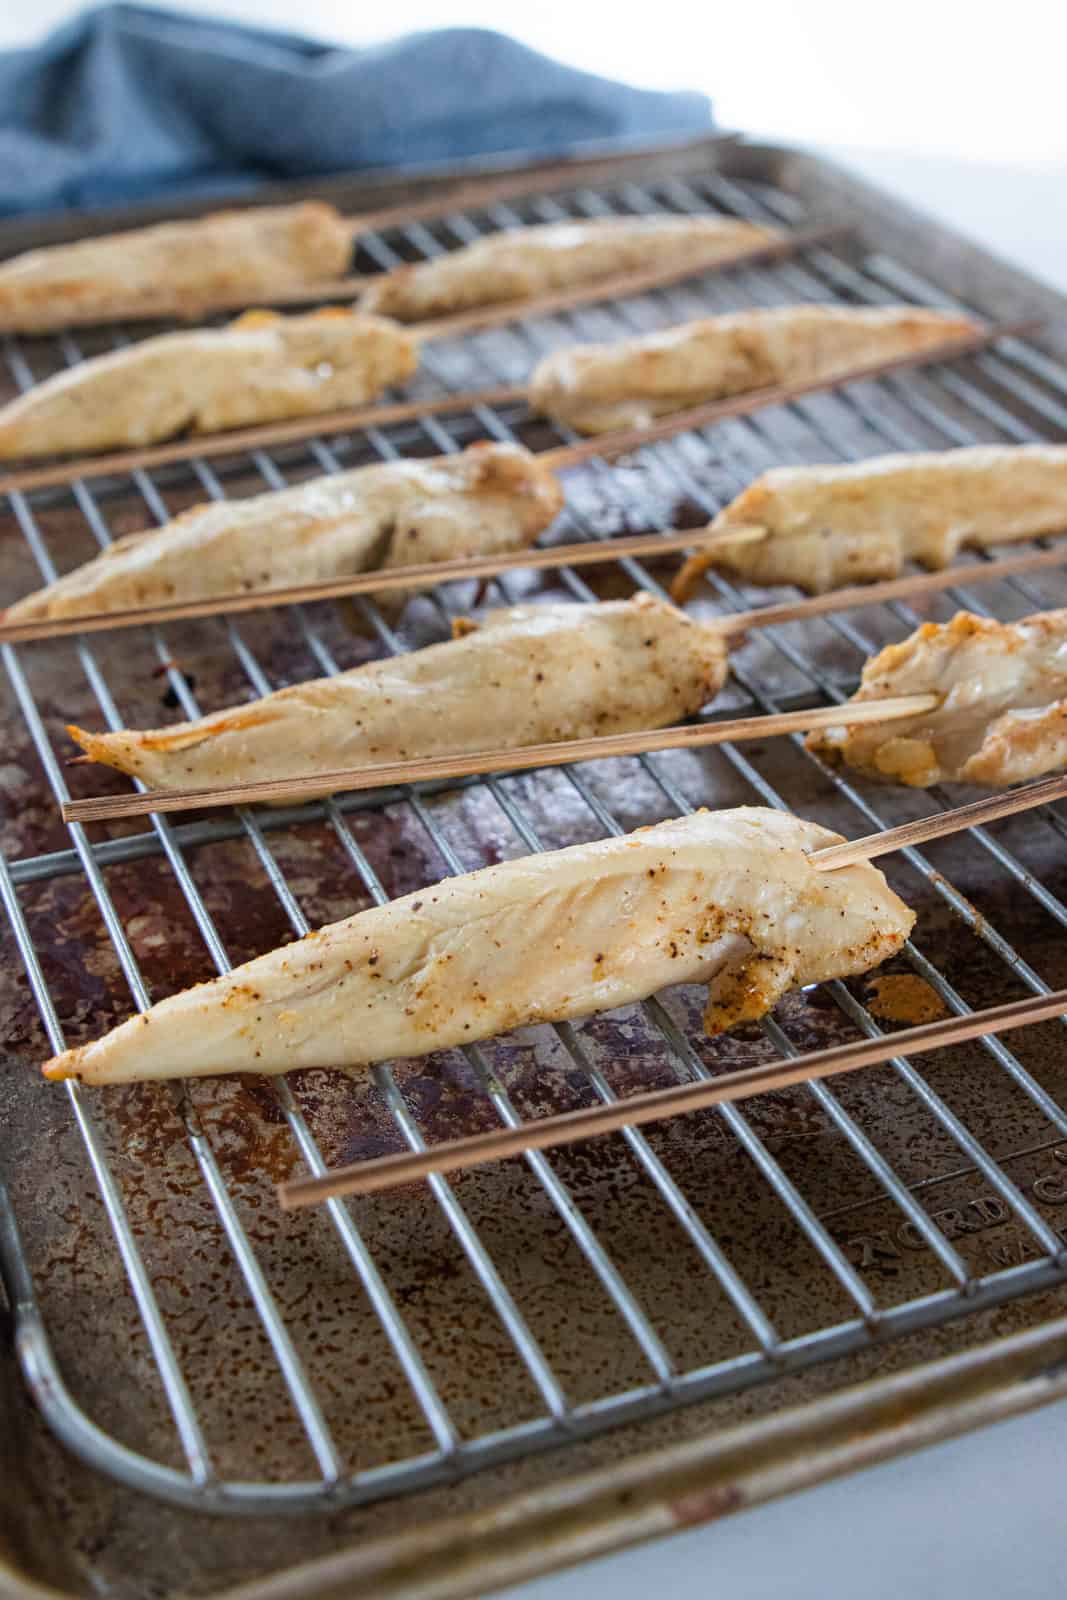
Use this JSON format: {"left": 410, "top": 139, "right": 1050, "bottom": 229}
{"left": 1, "top": 160, "right": 1067, "bottom": 1515}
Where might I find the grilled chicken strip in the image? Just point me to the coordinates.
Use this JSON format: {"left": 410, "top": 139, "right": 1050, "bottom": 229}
{"left": 675, "top": 444, "right": 1067, "bottom": 598}
{"left": 808, "top": 609, "right": 1067, "bottom": 787}
{"left": 0, "top": 308, "right": 417, "bottom": 461}
{"left": 360, "top": 216, "right": 777, "bottom": 322}
{"left": 68, "top": 594, "right": 727, "bottom": 791}
{"left": 0, "top": 203, "right": 353, "bottom": 333}
{"left": 42, "top": 807, "right": 914, "bottom": 1085}
{"left": 529, "top": 305, "right": 978, "bottom": 434}
{"left": 4, "top": 442, "right": 560, "bottom": 625}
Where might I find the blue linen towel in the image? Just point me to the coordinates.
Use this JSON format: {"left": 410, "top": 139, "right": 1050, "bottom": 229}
{"left": 0, "top": 4, "right": 713, "bottom": 215}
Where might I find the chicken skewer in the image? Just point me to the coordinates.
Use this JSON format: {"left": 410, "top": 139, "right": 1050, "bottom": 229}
{"left": 807, "top": 607, "right": 1067, "bottom": 788}
{"left": 59, "top": 584, "right": 936, "bottom": 822}
{"left": 41, "top": 806, "right": 916, "bottom": 1086}
{"left": 0, "top": 203, "right": 356, "bottom": 334}
{"left": 62, "top": 695, "right": 937, "bottom": 824}
{"left": 275, "top": 771, "right": 1067, "bottom": 1207}
{"left": 3, "top": 442, "right": 563, "bottom": 627}
{"left": 528, "top": 305, "right": 979, "bottom": 434}
{"left": 66, "top": 594, "right": 729, "bottom": 793}
{"left": 671, "top": 444, "right": 1067, "bottom": 601}
{"left": 359, "top": 216, "right": 778, "bottom": 321}
{"left": 0, "top": 307, "right": 418, "bottom": 461}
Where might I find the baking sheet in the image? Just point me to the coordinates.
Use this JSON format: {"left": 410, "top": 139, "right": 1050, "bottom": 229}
{"left": 2, "top": 134, "right": 1067, "bottom": 1597}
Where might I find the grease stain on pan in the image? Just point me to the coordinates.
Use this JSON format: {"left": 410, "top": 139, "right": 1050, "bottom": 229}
{"left": 865, "top": 973, "right": 949, "bottom": 1026}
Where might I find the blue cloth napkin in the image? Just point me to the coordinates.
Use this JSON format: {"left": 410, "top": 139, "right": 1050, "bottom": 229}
{"left": 0, "top": 3, "right": 713, "bottom": 215}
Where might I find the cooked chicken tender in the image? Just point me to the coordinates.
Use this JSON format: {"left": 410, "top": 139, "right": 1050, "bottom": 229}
{"left": 678, "top": 445, "right": 1067, "bottom": 597}
{"left": 42, "top": 807, "right": 914, "bottom": 1085}
{"left": 360, "top": 216, "right": 777, "bottom": 322}
{"left": 529, "top": 305, "right": 978, "bottom": 434}
{"left": 4, "top": 442, "right": 560, "bottom": 625}
{"left": 68, "top": 594, "right": 727, "bottom": 791}
{"left": 0, "top": 203, "right": 353, "bottom": 332}
{"left": 0, "top": 308, "right": 417, "bottom": 460}
{"left": 808, "top": 608, "right": 1067, "bottom": 787}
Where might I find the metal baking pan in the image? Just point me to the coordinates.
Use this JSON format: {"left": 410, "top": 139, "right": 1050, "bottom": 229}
{"left": 2, "top": 133, "right": 1067, "bottom": 1599}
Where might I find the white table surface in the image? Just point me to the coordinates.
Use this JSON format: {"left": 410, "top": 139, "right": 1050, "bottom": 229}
{"left": 495, "top": 1393, "right": 1067, "bottom": 1600}
{"left": 491, "top": 150, "right": 1067, "bottom": 1600}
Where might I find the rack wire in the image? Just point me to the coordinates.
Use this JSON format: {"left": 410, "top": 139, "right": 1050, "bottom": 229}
{"left": 2, "top": 155, "right": 1067, "bottom": 1516}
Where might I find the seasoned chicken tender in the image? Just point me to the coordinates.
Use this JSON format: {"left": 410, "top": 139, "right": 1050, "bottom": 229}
{"left": 4, "top": 442, "right": 561, "bottom": 624}
{"left": 529, "top": 305, "right": 979, "bottom": 434}
{"left": 685, "top": 445, "right": 1067, "bottom": 597}
{"left": 360, "top": 216, "right": 777, "bottom": 322}
{"left": 68, "top": 594, "right": 727, "bottom": 790}
{"left": 808, "top": 608, "right": 1067, "bottom": 787}
{"left": 42, "top": 807, "right": 914, "bottom": 1085}
{"left": 0, "top": 203, "right": 353, "bottom": 333}
{"left": 0, "top": 308, "right": 417, "bottom": 460}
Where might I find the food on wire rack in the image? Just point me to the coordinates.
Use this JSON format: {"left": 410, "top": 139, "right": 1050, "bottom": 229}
{"left": 0, "top": 308, "right": 417, "bottom": 461}
{"left": 0, "top": 202, "right": 353, "bottom": 332}
{"left": 671, "top": 444, "right": 1067, "bottom": 599}
{"left": 528, "top": 304, "right": 978, "bottom": 434}
{"left": 42, "top": 806, "right": 914, "bottom": 1085}
{"left": 4, "top": 442, "right": 561, "bottom": 625}
{"left": 360, "top": 215, "right": 777, "bottom": 321}
{"left": 67, "top": 594, "right": 727, "bottom": 791}
{"left": 807, "top": 608, "right": 1067, "bottom": 786}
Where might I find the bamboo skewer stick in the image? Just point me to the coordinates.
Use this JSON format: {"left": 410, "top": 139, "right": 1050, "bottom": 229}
{"left": 808, "top": 771, "right": 1067, "bottom": 871}
{"left": 277, "top": 983, "right": 1067, "bottom": 1209}
{"left": 0, "top": 318, "right": 1036, "bottom": 497}
{"left": 0, "top": 526, "right": 768, "bottom": 646}
{"left": 60, "top": 694, "right": 937, "bottom": 825}
{"left": 7, "top": 524, "right": 1065, "bottom": 650}
{"left": 343, "top": 161, "right": 714, "bottom": 242}
{"left": 712, "top": 539, "right": 1067, "bottom": 639}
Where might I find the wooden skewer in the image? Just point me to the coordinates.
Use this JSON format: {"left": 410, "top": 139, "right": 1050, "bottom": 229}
{"left": 341, "top": 162, "right": 688, "bottom": 243}
{"left": 0, "top": 527, "right": 763, "bottom": 645}
{"left": 59, "top": 694, "right": 937, "bottom": 825}
{"left": 712, "top": 539, "right": 1067, "bottom": 638}
{"left": 538, "top": 318, "right": 1041, "bottom": 473}
{"left": 277, "top": 983, "right": 1067, "bottom": 1208}
{"left": 809, "top": 771, "right": 1067, "bottom": 871}
{"left": 0, "top": 526, "right": 767, "bottom": 646}
{"left": 0, "top": 318, "right": 1037, "bottom": 498}
{"left": 5, "top": 519, "right": 1065, "bottom": 651}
